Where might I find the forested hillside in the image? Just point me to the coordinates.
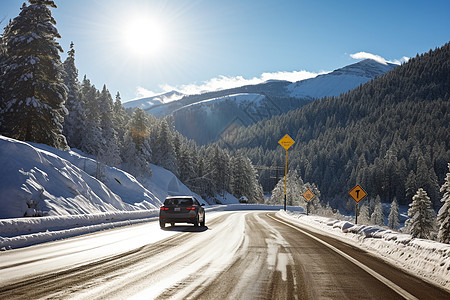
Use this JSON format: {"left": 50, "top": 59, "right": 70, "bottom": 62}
{"left": 219, "top": 43, "right": 450, "bottom": 211}
{"left": 0, "top": 1, "right": 262, "bottom": 205}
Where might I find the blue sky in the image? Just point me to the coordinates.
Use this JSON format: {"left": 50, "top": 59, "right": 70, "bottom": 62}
{"left": 1, "top": 0, "right": 449, "bottom": 101}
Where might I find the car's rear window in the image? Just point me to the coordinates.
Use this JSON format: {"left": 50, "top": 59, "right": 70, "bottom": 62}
{"left": 164, "top": 198, "right": 193, "bottom": 206}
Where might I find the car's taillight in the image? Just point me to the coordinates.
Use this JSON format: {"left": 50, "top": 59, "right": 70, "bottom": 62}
{"left": 160, "top": 207, "right": 169, "bottom": 210}
{"left": 186, "top": 207, "right": 196, "bottom": 210}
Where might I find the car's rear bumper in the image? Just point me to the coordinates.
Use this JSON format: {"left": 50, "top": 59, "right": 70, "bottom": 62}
{"left": 159, "top": 212, "right": 198, "bottom": 224}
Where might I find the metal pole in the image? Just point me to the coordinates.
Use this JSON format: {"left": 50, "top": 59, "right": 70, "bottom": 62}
{"left": 355, "top": 202, "right": 358, "bottom": 224}
{"left": 284, "top": 149, "right": 287, "bottom": 211}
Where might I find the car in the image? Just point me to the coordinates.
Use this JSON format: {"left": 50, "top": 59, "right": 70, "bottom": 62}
{"left": 159, "top": 196, "right": 205, "bottom": 228}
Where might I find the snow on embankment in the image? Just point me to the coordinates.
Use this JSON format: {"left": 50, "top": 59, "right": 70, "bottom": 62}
{"left": 0, "top": 135, "right": 207, "bottom": 249}
{"left": 278, "top": 210, "right": 450, "bottom": 291}
{"left": 0, "top": 210, "right": 159, "bottom": 250}
{"left": 0, "top": 136, "right": 162, "bottom": 218}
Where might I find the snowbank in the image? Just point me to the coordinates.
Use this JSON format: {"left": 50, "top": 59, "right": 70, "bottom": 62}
{"left": 278, "top": 210, "right": 450, "bottom": 291}
{"left": 0, "top": 136, "right": 202, "bottom": 218}
{"left": 0, "top": 204, "right": 302, "bottom": 250}
{"left": 0, "top": 210, "right": 159, "bottom": 250}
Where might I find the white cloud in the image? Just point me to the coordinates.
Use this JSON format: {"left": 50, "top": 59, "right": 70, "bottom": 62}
{"left": 138, "top": 70, "right": 326, "bottom": 98}
{"left": 136, "top": 86, "right": 158, "bottom": 98}
{"left": 350, "top": 52, "right": 409, "bottom": 65}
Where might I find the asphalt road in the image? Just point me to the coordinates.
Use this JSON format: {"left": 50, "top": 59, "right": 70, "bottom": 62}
{"left": 1, "top": 211, "right": 449, "bottom": 299}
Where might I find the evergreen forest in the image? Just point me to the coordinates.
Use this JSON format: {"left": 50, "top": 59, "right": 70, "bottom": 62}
{"left": 218, "top": 43, "right": 450, "bottom": 212}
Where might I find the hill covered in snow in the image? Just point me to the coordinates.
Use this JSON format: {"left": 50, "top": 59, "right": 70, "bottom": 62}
{"left": 125, "top": 59, "right": 396, "bottom": 145}
{"left": 0, "top": 136, "right": 204, "bottom": 219}
{"left": 123, "top": 90, "right": 184, "bottom": 111}
{"left": 287, "top": 59, "right": 397, "bottom": 99}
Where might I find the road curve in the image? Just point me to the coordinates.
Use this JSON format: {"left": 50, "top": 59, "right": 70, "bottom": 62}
{"left": 0, "top": 211, "right": 448, "bottom": 299}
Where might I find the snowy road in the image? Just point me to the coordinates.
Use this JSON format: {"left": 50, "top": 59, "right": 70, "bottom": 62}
{"left": 1, "top": 211, "right": 449, "bottom": 299}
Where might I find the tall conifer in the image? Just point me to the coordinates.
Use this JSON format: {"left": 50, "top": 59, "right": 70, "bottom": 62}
{"left": 1, "top": 0, "right": 68, "bottom": 149}
{"left": 437, "top": 164, "right": 450, "bottom": 243}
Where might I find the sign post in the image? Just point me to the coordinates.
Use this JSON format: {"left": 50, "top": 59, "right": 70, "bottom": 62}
{"left": 278, "top": 134, "right": 295, "bottom": 211}
{"left": 348, "top": 184, "right": 367, "bottom": 224}
{"left": 302, "top": 189, "right": 315, "bottom": 215}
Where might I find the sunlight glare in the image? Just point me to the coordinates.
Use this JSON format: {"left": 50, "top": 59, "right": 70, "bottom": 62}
{"left": 123, "top": 18, "right": 166, "bottom": 58}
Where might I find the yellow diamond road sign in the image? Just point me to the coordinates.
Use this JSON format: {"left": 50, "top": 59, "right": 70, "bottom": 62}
{"left": 302, "top": 189, "right": 315, "bottom": 202}
{"left": 278, "top": 134, "right": 295, "bottom": 150}
{"left": 349, "top": 184, "right": 367, "bottom": 203}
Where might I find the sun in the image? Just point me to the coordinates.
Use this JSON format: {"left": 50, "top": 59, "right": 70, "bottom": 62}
{"left": 122, "top": 18, "right": 166, "bottom": 58}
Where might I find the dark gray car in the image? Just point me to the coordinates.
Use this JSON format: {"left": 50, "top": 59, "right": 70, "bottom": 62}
{"left": 159, "top": 196, "right": 205, "bottom": 228}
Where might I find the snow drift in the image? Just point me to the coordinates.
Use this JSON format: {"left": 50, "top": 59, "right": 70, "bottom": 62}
{"left": 0, "top": 135, "right": 200, "bottom": 218}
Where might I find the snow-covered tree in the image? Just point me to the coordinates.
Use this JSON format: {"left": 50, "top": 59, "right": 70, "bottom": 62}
{"left": 268, "top": 169, "right": 317, "bottom": 208}
{"left": 62, "top": 42, "right": 84, "bottom": 149}
{"left": 437, "top": 164, "right": 450, "bottom": 244}
{"left": 405, "top": 188, "right": 436, "bottom": 239}
{"left": 359, "top": 204, "right": 371, "bottom": 224}
{"left": 112, "top": 92, "right": 129, "bottom": 147}
{"left": 97, "top": 85, "right": 121, "bottom": 167}
{"left": 178, "top": 142, "right": 195, "bottom": 184}
{"left": 121, "top": 108, "right": 152, "bottom": 178}
{"left": 371, "top": 195, "right": 384, "bottom": 226}
{"left": 230, "top": 154, "right": 262, "bottom": 203}
{"left": 205, "top": 145, "right": 231, "bottom": 196}
{"left": 0, "top": 25, "right": 7, "bottom": 116}
{"left": 388, "top": 197, "right": 400, "bottom": 229}
{"left": 1, "top": 0, "right": 68, "bottom": 149}
{"left": 151, "top": 119, "right": 178, "bottom": 175}
{"left": 79, "top": 76, "right": 102, "bottom": 155}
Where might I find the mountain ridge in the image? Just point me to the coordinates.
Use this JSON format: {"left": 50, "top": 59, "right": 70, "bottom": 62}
{"left": 123, "top": 59, "right": 397, "bottom": 117}
{"left": 152, "top": 59, "right": 397, "bottom": 145}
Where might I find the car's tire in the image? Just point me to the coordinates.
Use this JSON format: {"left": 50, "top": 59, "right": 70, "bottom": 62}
{"left": 159, "top": 220, "right": 165, "bottom": 228}
{"left": 200, "top": 214, "right": 205, "bottom": 227}
{"left": 194, "top": 215, "right": 199, "bottom": 227}
{"left": 170, "top": 222, "right": 175, "bottom": 227}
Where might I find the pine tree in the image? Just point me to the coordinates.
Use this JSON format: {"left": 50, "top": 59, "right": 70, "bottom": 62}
{"left": 1, "top": 1, "right": 68, "bottom": 149}
{"left": 371, "top": 195, "right": 384, "bottom": 226}
{"left": 268, "top": 169, "right": 310, "bottom": 207}
{"left": 62, "top": 42, "right": 84, "bottom": 149}
{"left": 112, "top": 92, "right": 128, "bottom": 146}
{"left": 206, "top": 146, "right": 231, "bottom": 196}
{"left": 359, "top": 204, "right": 371, "bottom": 225}
{"left": 97, "top": 85, "right": 121, "bottom": 167}
{"left": 178, "top": 142, "right": 195, "bottom": 184}
{"left": 437, "top": 164, "right": 450, "bottom": 244}
{"left": 122, "top": 108, "right": 152, "bottom": 177}
{"left": 0, "top": 25, "right": 7, "bottom": 116}
{"left": 79, "top": 76, "right": 102, "bottom": 155}
{"left": 405, "top": 188, "right": 436, "bottom": 239}
{"left": 388, "top": 197, "right": 400, "bottom": 229}
{"left": 151, "top": 119, "right": 178, "bottom": 175}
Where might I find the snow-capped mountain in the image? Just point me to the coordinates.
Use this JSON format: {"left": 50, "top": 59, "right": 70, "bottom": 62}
{"left": 123, "top": 90, "right": 184, "bottom": 110}
{"left": 124, "top": 59, "right": 396, "bottom": 145}
{"left": 287, "top": 59, "right": 397, "bottom": 99}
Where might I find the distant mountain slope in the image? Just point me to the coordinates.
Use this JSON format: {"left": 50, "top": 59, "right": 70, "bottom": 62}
{"left": 148, "top": 59, "right": 395, "bottom": 145}
{"left": 125, "top": 59, "right": 396, "bottom": 118}
{"left": 217, "top": 43, "right": 450, "bottom": 209}
{"left": 123, "top": 90, "right": 184, "bottom": 110}
{"left": 287, "top": 59, "right": 397, "bottom": 99}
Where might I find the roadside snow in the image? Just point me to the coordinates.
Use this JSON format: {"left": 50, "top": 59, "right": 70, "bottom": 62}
{"left": 0, "top": 136, "right": 203, "bottom": 218}
{"left": 0, "top": 205, "right": 302, "bottom": 250}
{"left": 277, "top": 210, "right": 450, "bottom": 292}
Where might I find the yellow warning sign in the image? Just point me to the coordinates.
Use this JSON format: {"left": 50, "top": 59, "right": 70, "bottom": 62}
{"left": 349, "top": 184, "right": 367, "bottom": 203}
{"left": 278, "top": 134, "right": 295, "bottom": 150}
{"left": 302, "top": 189, "right": 315, "bottom": 202}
